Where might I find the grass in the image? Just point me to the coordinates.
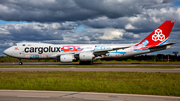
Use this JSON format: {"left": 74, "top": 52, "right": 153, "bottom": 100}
{"left": 0, "top": 71, "right": 180, "bottom": 96}
{"left": 0, "top": 65, "right": 180, "bottom": 68}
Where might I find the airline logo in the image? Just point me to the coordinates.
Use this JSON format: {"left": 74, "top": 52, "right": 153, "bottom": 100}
{"left": 152, "top": 29, "right": 165, "bottom": 41}
{"left": 24, "top": 46, "right": 61, "bottom": 54}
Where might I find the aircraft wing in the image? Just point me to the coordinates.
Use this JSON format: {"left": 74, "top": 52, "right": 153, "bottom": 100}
{"left": 94, "top": 46, "right": 130, "bottom": 52}
{"left": 73, "top": 46, "right": 130, "bottom": 55}
{"left": 93, "top": 46, "right": 130, "bottom": 56}
{"left": 50, "top": 46, "right": 130, "bottom": 58}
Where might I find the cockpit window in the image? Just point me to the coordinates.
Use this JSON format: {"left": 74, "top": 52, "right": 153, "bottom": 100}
{"left": 14, "top": 44, "right": 17, "bottom": 46}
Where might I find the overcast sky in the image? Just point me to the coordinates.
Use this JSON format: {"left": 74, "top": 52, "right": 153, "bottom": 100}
{"left": 0, "top": 0, "right": 180, "bottom": 56}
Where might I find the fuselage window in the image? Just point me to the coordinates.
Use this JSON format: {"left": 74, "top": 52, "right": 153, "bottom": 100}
{"left": 14, "top": 44, "right": 17, "bottom": 46}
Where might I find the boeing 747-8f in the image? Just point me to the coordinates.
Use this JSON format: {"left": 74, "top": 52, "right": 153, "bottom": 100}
{"left": 3, "top": 20, "right": 176, "bottom": 65}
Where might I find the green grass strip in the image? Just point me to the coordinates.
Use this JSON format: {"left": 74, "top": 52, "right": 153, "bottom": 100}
{"left": 0, "top": 71, "right": 180, "bottom": 96}
{"left": 0, "top": 65, "right": 180, "bottom": 68}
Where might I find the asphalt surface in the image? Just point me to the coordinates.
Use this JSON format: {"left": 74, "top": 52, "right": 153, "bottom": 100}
{"left": 1, "top": 62, "right": 180, "bottom": 66}
{"left": 0, "top": 62, "right": 180, "bottom": 73}
{"left": 0, "top": 90, "right": 180, "bottom": 101}
{"left": 0, "top": 68, "right": 180, "bottom": 73}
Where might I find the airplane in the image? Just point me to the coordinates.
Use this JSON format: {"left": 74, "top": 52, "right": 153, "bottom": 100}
{"left": 3, "top": 20, "right": 176, "bottom": 65}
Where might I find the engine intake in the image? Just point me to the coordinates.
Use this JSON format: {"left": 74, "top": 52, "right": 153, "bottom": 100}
{"left": 79, "top": 52, "right": 94, "bottom": 61}
{"left": 60, "top": 54, "right": 74, "bottom": 63}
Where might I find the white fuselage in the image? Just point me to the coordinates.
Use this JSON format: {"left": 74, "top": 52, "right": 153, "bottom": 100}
{"left": 4, "top": 42, "right": 152, "bottom": 59}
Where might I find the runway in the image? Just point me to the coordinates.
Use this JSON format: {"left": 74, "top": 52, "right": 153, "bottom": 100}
{"left": 1, "top": 62, "right": 180, "bottom": 66}
{"left": 0, "top": 68, "right": 180, "bottom": 73}
{"left": 0, "top": 90, "right": 179, "bottom": 101}
{"left": 0, "top": 62, "right": 180, "bottom": 73}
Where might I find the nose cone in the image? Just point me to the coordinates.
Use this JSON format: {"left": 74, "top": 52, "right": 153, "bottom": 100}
{"left": 3, "top": 48, "right": 12, "bottom": 56}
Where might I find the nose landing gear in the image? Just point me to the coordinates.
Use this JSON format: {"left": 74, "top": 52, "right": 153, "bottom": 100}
{"left": 18, "top": 59, "right": 23, "bottom": 65}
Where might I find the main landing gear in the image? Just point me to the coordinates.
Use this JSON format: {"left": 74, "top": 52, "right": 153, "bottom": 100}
{"left": 18, "top": 59, "right": 23, "bottom": 65}
{"left": 79, "top": 61, "right": 93, "bottom": 65}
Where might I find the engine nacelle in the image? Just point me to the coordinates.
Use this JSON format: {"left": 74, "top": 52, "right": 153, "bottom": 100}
{"left": 79, "top": 52, "right": 94, "bottom": 61}
{"left": 60, "top": 54, "right": 74, "bottom": 63}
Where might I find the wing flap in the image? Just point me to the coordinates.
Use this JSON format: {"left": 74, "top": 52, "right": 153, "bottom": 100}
{"left": 94, "top": 46, "right": 130, "bottom": 56}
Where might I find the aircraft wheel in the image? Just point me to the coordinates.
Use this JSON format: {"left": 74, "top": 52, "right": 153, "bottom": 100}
{"left": 88, "top": 61, "right": 93, "bottom": 65}
{"left": 79, "top": 61, "right": 84, "bottom": 65}
{"left": 79, "top": 61, "right": 93, "bottom": 65}
{"left": 18, "top": 59, "right": 23, "bottom": 65}
{"left": 19, "top": 62, "right": 23, "bottom": 65}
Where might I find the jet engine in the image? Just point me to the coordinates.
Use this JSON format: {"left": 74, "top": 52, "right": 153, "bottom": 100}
{"left": 60, "top": 54, "right": 74, "bottom": 63}
{"left": 79, "top": 52, "right": 94, "bottom": 61}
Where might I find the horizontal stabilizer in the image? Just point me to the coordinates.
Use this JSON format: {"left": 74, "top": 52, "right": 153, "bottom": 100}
{"left": 148, "top": 42, "right": 176, "bottom": 49}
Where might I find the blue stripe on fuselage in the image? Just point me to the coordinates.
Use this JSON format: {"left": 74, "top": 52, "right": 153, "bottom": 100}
{"left": 134, "top": 49, "right": 149, "bottom": 51}
{"left": 110, "top": 52, "right": 126, "bottom": 55}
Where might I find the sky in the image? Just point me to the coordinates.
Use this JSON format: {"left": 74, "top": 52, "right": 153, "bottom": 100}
{"left": 0, "top": 0, "right": 180, "bottom": 56}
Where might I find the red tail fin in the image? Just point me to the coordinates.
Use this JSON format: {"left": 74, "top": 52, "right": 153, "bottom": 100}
{"left": 135, "top": 20, "right": 175, "bottom": 48}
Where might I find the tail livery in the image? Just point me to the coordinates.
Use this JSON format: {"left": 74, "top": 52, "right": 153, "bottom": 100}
{"left": 135, "top": 20, "right": 175, "bottom": 48}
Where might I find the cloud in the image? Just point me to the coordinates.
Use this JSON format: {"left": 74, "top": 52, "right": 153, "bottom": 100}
{"left": 79, "top": 36, "right": 90, "bottom": 41}
{"left": 98, "top": 28, "right": 139, "bottom": 40}
{"left": 0, "top": 27, "right": 10, "bottom": 34}
{"left": 125, "top": 23, "right": 138, "bottom": 29}
{"left": 81, "top": 7, "right": 180, "bottom": 34}
{"left": 73, "top": 27, "right": 140, "bottom": 42}
{"left": 0, "top": 0, "right": 175, "bottom": 22}
{"left": 0, "top": 0, "right": 179, "bottom": 56}
{"left": 99, "top": 29, "right": 123, "bottom": 40}
{"left": 0, "top": 22, "right": 77, "bottom": 42}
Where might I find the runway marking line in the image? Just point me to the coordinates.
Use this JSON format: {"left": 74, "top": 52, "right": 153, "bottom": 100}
{"left": 84, "top": 98, "right": 123, "bottom": 101}
{"left": 81, "top": 92, "right": 180, "bottom": 99}
{"left": 17, "top": 95, "right": 50, "bottom": 98}
{"left": 1, "top": 90, "right": 180, "bottom": 99}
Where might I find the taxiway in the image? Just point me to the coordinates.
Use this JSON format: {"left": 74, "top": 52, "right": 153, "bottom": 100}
{"left": 0, "top": 90, "right": 179, "bottom": 101}
{"left": 0, "top": 68, "right": 180, "bottom": 73}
